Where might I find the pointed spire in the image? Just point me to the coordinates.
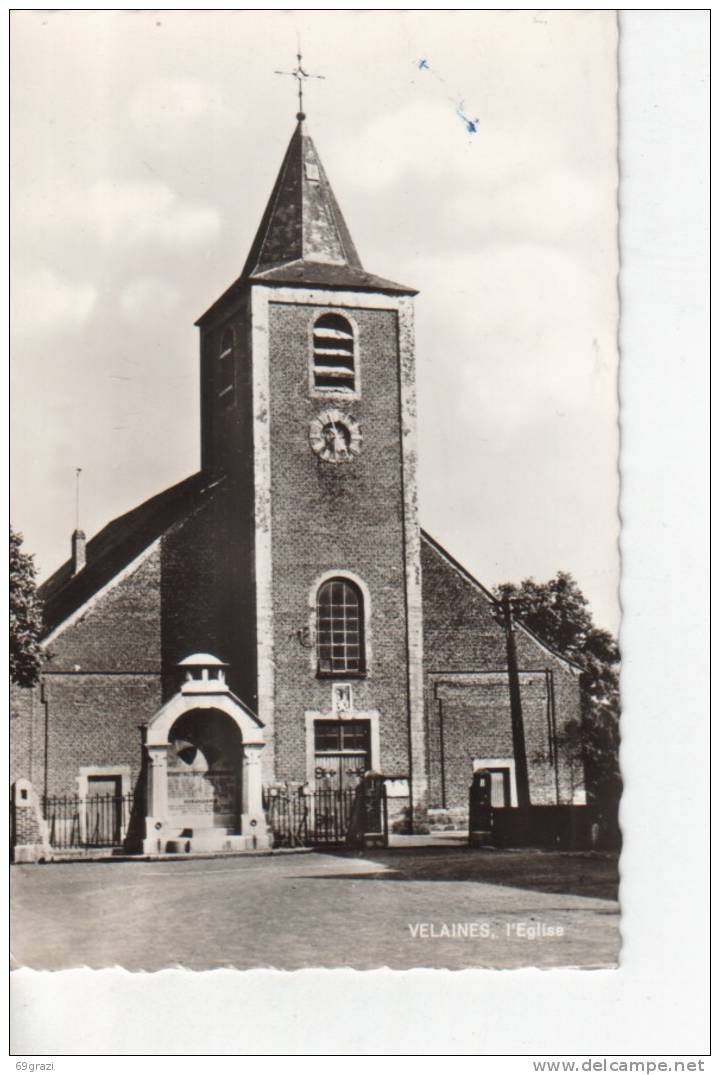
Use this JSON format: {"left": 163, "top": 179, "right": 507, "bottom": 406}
{"left": 196, "top": 117, "right": 415, "bottom": 327}
{"left": 241, "top": 118, "right": 362, "bottom": 279}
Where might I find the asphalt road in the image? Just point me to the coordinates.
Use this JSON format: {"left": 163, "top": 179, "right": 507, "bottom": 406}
{"left": 11, "top": 847, "right": 620, "bottom": 971}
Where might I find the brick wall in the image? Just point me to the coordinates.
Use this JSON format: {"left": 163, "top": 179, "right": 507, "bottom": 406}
{"left": 12, "top": 548, "right": 164, "bottom": 796}
{"left": 40, "top": 674, "right": 160, "bottom": 796}
{"left": 266, "top": 300, "right": 413, "bottom": 782}
{"left": 13, "top": 798, "right": 45, "bottom": 847}
{"left": 197, "top": 296, "right": 259, "bottom": 713}
{"left": 11, "top": 486, "right": 262, "bottom": 799}
{"left": 12, "top": 672, "right": 161, "bottom": 799}
{"left": 201, "top": 291, "right": 253, "bottom": 480}
{"left": 421, "top": 536, "right": 582, "bottom": 809}
{"left": 10, "top": 686, "right": 36, "bottom": 787}
{"left": 160, "top": 489, "right": 258, "bottom": 710}
{"left": 11, "top": 287, "right": 582, "bottom": 822}
{"left": 43, "top": 549, "right": 162, "bottom": 673}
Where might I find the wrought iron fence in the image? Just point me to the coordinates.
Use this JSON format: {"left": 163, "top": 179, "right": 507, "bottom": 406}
{"left": 266, "top": 786, "right": 356, "bottom": 847}
{"left": 265, "top": 781, "right": 388, "bottom": 848}
{"left": 42, "top": 793, "right": 134, "bottom": 850}
{"left": 40, "top": 785, "right": 388, "bottom": 853}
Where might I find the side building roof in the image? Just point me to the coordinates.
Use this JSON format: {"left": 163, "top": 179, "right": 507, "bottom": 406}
{"left": 420, "top": 529, "right": 583, "bottom": 673}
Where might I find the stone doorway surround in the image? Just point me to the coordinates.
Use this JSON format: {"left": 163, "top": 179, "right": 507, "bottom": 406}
{"left": 142, "top": 654, "right": 269, "bottom": 854}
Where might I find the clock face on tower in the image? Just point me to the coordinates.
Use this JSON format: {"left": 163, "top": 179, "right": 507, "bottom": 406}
{"left": 309, "top": 409, "right": 363, "bottom": 464}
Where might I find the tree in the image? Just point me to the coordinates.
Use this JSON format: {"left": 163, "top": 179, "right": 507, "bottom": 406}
{"left": 495, "top": 572, "right": 621, "bottom": 833}
{"left": 10, "top": 526, "right": 43, "bottom": 688}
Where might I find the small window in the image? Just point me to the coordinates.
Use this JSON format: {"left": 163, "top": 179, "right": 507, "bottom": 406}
{"left": 313, "top": 313, "right": 355, "bottom": 393}
{"left": 219, "top": 327, "right": 235, "bottom": 406}
{"left": 316, "top": 578, "right": 365, "bottom": 676}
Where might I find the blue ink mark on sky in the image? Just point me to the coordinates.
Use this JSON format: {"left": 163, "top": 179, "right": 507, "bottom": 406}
{"left": 413, "top": 57, "right": 480, "bottom": 136}
{"left": 455, "top": 100, "right": 480, "bottom": 135}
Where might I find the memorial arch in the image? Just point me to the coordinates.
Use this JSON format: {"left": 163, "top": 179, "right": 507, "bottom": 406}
{"left": 142, "top": 655, "right": 270, "bottom": 854}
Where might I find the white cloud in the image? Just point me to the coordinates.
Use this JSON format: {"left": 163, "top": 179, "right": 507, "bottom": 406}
{"left": 130, "top": 78, "right": 227, "bottom": 130}
{"left": 83, "top": 180, "right": 221, "bottom": 248}
{"left": 441, "top": 169, "right": 610, "bottom": 250}
{"left": 13, "top": 179, "right": 221, "bottom": 251}
{"left": 414, "top": 244, "right": 617, "bottom": 429}
{"left": 12, "top": 267, "right": 96, "bottom": 338}
{"left": 119, "top": 278, "right": 180, "bottom": 323}
{"left": 330, "top": 94, "right": 615, "bottom": 271}
{"left": 330, "top": 96, "right": 570, "bottom": 197}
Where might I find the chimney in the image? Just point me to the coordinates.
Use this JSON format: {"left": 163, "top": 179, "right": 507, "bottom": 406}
{"left": 71, "top": 529, "right": 86, "bottom": 575}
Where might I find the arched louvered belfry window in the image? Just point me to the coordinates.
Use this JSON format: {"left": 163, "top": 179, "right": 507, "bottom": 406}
{"left": 312, "top": 313, "right": 355, "bottom": 393}
{"left": 316, "top": 578, "right": 365, "bottom": 676}
{"left": 219, "top": 327, "right": 235, "bottom": 406}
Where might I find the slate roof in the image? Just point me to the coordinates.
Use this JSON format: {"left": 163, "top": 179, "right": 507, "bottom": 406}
{"left": 242, "top": 118, "right": 363, "bottom": 277}
{"left": 196, "top": 119, "right": 416, "bottom": 326}
{"left": 39, "top": 473, "right": 220, "bottom": 637}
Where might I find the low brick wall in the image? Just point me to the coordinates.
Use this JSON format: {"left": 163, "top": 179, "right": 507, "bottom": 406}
{"left": 489, "top": 805, "right": 598, "bottom": 851}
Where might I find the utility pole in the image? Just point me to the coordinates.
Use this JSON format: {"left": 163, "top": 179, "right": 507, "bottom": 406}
{"left": 501, "top": 594, "right": 531, "bottom": 809}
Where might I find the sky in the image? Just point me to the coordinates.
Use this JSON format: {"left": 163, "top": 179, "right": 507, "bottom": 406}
{"left": 10, "top": 10, "right": 620, "bottom": 631}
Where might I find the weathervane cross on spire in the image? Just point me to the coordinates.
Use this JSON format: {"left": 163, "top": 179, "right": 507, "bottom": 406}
{"left": 275, "top": 46, "right": 325, "bottom": 120}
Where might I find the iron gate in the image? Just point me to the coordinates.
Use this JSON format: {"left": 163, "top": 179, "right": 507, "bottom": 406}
{"left": 266, "top": 780, "right": 388, "bottom": 848}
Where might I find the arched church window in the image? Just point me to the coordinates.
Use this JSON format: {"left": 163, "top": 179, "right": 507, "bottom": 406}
{"left": 316, "top": 578, "right": 365, "bottom": 676}
{"left": 219, "top": 327, "right": 235, "bottom": 406}
{"left": 312, "top": 313, "right": 355, "bottom": 393}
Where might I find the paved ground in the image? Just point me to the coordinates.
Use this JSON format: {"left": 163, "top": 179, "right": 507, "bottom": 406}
{"left": 11, "top": 846, "right": 620, "bottom": 971}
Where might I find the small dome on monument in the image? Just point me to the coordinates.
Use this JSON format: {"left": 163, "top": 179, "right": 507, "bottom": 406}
{"left": 178, "top": 653, "right": 228, "bottom": 668}
{"left": 178, "top": 653, "right": 229, "bottom": 688}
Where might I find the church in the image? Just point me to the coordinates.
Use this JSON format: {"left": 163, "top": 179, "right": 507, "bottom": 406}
{"left": 11, "top": 105, "right": 583, "bottom": 855}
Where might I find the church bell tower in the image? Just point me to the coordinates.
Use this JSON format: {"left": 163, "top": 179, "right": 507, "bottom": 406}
{"left": 195, "top": 107, "right": 426, "bottom": 814}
